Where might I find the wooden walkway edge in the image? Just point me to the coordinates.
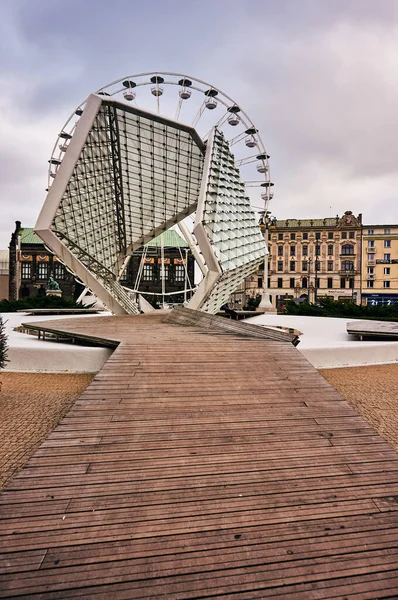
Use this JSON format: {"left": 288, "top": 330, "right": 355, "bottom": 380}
{"left": 1, "top": 312, "right": 398, "bottom": 599}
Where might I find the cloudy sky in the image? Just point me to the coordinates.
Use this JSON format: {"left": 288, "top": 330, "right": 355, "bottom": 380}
{"left": 1, "top": 0, "right": 397, "bottom": 248}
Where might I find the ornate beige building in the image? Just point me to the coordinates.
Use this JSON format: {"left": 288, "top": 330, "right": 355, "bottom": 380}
{"left": 266, "top": 211, "right": 363, "bottom": 307}
{"left": 230, "top": 211, "right": 364, "bottom": 309}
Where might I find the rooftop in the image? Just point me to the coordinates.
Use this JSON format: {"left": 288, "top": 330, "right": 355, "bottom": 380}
{"left": 271, "top": 217, "right": 340, "bottom": 229}
{"left": 19, "top": 228, "right": 43, "bottom": 245}
{"left": 145, "top": 229, "right": 188, "bottom": 248}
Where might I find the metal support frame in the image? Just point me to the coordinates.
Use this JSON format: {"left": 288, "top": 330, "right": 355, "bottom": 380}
{"left": 107, "top": 104, "right": 127, "bottom": 259}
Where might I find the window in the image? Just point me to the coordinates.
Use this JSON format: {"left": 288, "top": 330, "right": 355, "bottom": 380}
{"left": 278, "top": 246, "right": 283, "bottom": 256}
{"left": 277, "top": 260, "right": 283, "bottom": 271}
{"left": 327, "top": 260, "right": 333, "bottom": 271}
{"left": 315, "top": 232, "right": 321, "bottom": 240}
{"left": 278, "top": 233, "right": 283, "bottom": 240}
{"left": 315, "top": 245, "right": 321, "bottom": 255}
{"left": 328, "top": 245, "right": 333, "bottom": 255}
{"left": 368, "top": 267, "right": 374, "bottom": 274}
{"left": 384, "top": 281, "right": 391, "bottom": 288}
{"left": 340, "top": 278, "right": 346, "bottom": 288}
{"left": 315, "top": 261, "right": 321, "bottom": 271}
{"left": 384, "top": 267, "right": 391, "bottom": 275}
{"left": 302, "top": 245, "right": 308, "bottom": 256}
{"left": 367, "top": 280, "right": 374, "bottom": 288}
{"left": 341, "top": 232, "right": 347, "bottom": 239}
{"left": 315, "top": 278, "right": 320, "bottom": 288}
{"left": 160, "top": 265, "right": 169, "bottom": 280}
{"left": 327, "top": 277, "right": 333, "bottom": 288}
{"left": 302, "top": 260, "right": 308, "bottom": 271}
{"left": 290, "top": 278, "right": 295, "bottom": 288}
{"left": 368, "top": 240, "right": 375, "bottom": 247}
{"left": 258, "top": 277, "right": 263, "bottom": 288}
{"left": 328, "top": 232, "right": 334, "bottom": 239}
{"left": 349, "top": 278, "right": 354, "bottom": 289}
{"left": 54, "top": 263, "right": 65, "bottom": 279}
{"left": 384, "top": 228, "right": 391, "bottom": 234}
{"left": 21, "top": 263, "right": 31, "bottom": 279}
{"left": 289, "top": 261, "right": 295, "bottom": 271}
{"left": 290, "top": 246, "right": 295, "bottom": 256}
{"left": 143, "top": 265, "right": 154, "bottom": 280}
{"left": 175, "top": 265, "right": 185, "bottom": 282}
{"left": 303, "top": 232, "right": 308, "bottom": 240}
{"left": 290, "top": 233, "right": 296, "bottom": 240}
{"left": 302, "top": 277, "right": 308, "bottom": 288}
{"left": 37, "top": 263, "right": 48, "bottom": 280}
{"left": 384, "top": 240, "right": 391, "bottom": 248}
{"left": 349, "top": 231, "right": 355, "bottom": 239}
{"left": 277, "top": 277, "right": 283, "bottom": 288}
{"left": 384, "top": 254, "right": 391, "bottom": 261}
{"left": 368, "top": 229, "right": 374, "bottom": 235}
{"left": 341, "top": 261, "right": 354, "bottom": 271}
{"left": 342, "top": 244, "right": 354, "bottom": 255}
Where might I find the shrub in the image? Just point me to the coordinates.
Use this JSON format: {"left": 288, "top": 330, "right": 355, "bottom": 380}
{"left": 283, "top": 297, "right": 398, "bottom": 321}
{"left": 244, "top": 294, "right": 262, "bottom": 311}
{"left": 0, "top": 295, "right": 91, "bottom": 313}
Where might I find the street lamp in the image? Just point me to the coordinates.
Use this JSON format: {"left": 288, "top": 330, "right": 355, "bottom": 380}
{"left": 314, "top": 254, "right": 320, "bottom": 303}
{"left": 258, "top": 210, "right": 274, "bottom": 312}
{"left": 307, "top": 257, "right": 312, "bottom": 303}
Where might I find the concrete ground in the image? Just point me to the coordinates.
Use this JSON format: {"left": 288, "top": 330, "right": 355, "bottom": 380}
{"left": 247, "top": 314, "right": 398, "bottom": 368}
{"left": 1, "top": 312, "right": 112, "bottom": 373}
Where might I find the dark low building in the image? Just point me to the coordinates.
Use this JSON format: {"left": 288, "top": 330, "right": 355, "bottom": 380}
{"left": 8, "top": 221, "right": 78, "bottom": 301}
{"left": 121, "top": 230, "right": 195, "bottom": 306}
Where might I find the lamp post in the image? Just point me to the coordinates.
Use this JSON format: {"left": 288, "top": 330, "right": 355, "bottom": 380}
{"left": 258, "top": 211, "right": 275, "bottom": 312}
{"left": 307, "top": 257, "right": 312, "bottom": 303}
{"left": 314, "top": 254, "right": 319, "bottom": 304}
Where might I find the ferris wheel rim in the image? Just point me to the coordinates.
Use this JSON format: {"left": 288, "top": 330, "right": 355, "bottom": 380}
{"left": 47, "top": 70, "right": 272, "bottom": 211}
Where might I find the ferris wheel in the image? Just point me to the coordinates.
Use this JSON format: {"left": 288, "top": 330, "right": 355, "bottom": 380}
{"left": 49, "top": 72, "right": 273, "bottom": 210}
{"left": 45, "top": 72, "right": 273, "bottom": 310}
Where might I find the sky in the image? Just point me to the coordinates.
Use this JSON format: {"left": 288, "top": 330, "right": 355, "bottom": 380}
{"left": 0, "top": 0, "right": 397, "bottom": 248}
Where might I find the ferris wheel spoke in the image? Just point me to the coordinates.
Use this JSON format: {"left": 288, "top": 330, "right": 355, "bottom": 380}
{"left": 192, "top": 101, "right": 206, "bottom": 128}
{"left": 175, "top": 97, "right": 183, "bottom": 121}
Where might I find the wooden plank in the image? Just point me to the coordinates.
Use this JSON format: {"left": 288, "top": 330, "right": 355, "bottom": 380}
{"left": 1, "top": 312, "right": 398, "bottom": 598}
{"left": 347, "top": 319, "right": 398, "bottom": 339}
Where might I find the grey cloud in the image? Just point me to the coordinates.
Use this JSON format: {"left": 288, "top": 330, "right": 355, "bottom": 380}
{"left": 0, "top": 0, "right": 397, "bottom": 247}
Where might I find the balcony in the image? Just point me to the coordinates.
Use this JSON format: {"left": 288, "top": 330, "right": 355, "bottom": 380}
{"left": 366, "top": 247, "right": 376, "bottom": 253}
{"left": 338, "top": 270, "right": 358, "bottom": 277}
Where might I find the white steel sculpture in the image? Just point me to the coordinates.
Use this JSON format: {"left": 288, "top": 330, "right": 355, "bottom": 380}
{"left": 35, "top": 72, "right": 273, "bottom": 315}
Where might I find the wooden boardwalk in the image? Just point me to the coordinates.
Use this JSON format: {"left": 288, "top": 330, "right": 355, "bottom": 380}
{"left": 1, "top": 312, "right": 398, "bottom": 599}
{"left": 347, "top": 319, "right": 398, "bottom": 340}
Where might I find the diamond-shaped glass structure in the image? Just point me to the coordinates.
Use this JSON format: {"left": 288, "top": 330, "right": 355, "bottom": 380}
{"left": 36, "top": 93, "right": 267, "bottom": 315}
{"left": 188, "top": 129, "right": 267, "bottom": 312}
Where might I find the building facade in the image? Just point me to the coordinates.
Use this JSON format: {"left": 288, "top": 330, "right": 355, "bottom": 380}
{"left": 267, "top": 211, "right": 363, "bottom": 306}
{"left": 120, "top": 230, "right": 195, "bottom": 307}
{"left": 8, "top": 222, "right": 78, "bottom": 301}
{"left": 361, "top": 224, "right": 398, "bottom": 307}
{"left": 232, "top": 211, "right": 364, "bottom": 309}
{"left": 0, "top": 250, "right": 9, "bottom": 300}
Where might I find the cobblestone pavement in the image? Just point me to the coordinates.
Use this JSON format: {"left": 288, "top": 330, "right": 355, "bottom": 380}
{"left": 321, "top": 363, "right": 398, "bottom": 451}
{"left": 0, "top": 373, "right": 93, "bottom": 489}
